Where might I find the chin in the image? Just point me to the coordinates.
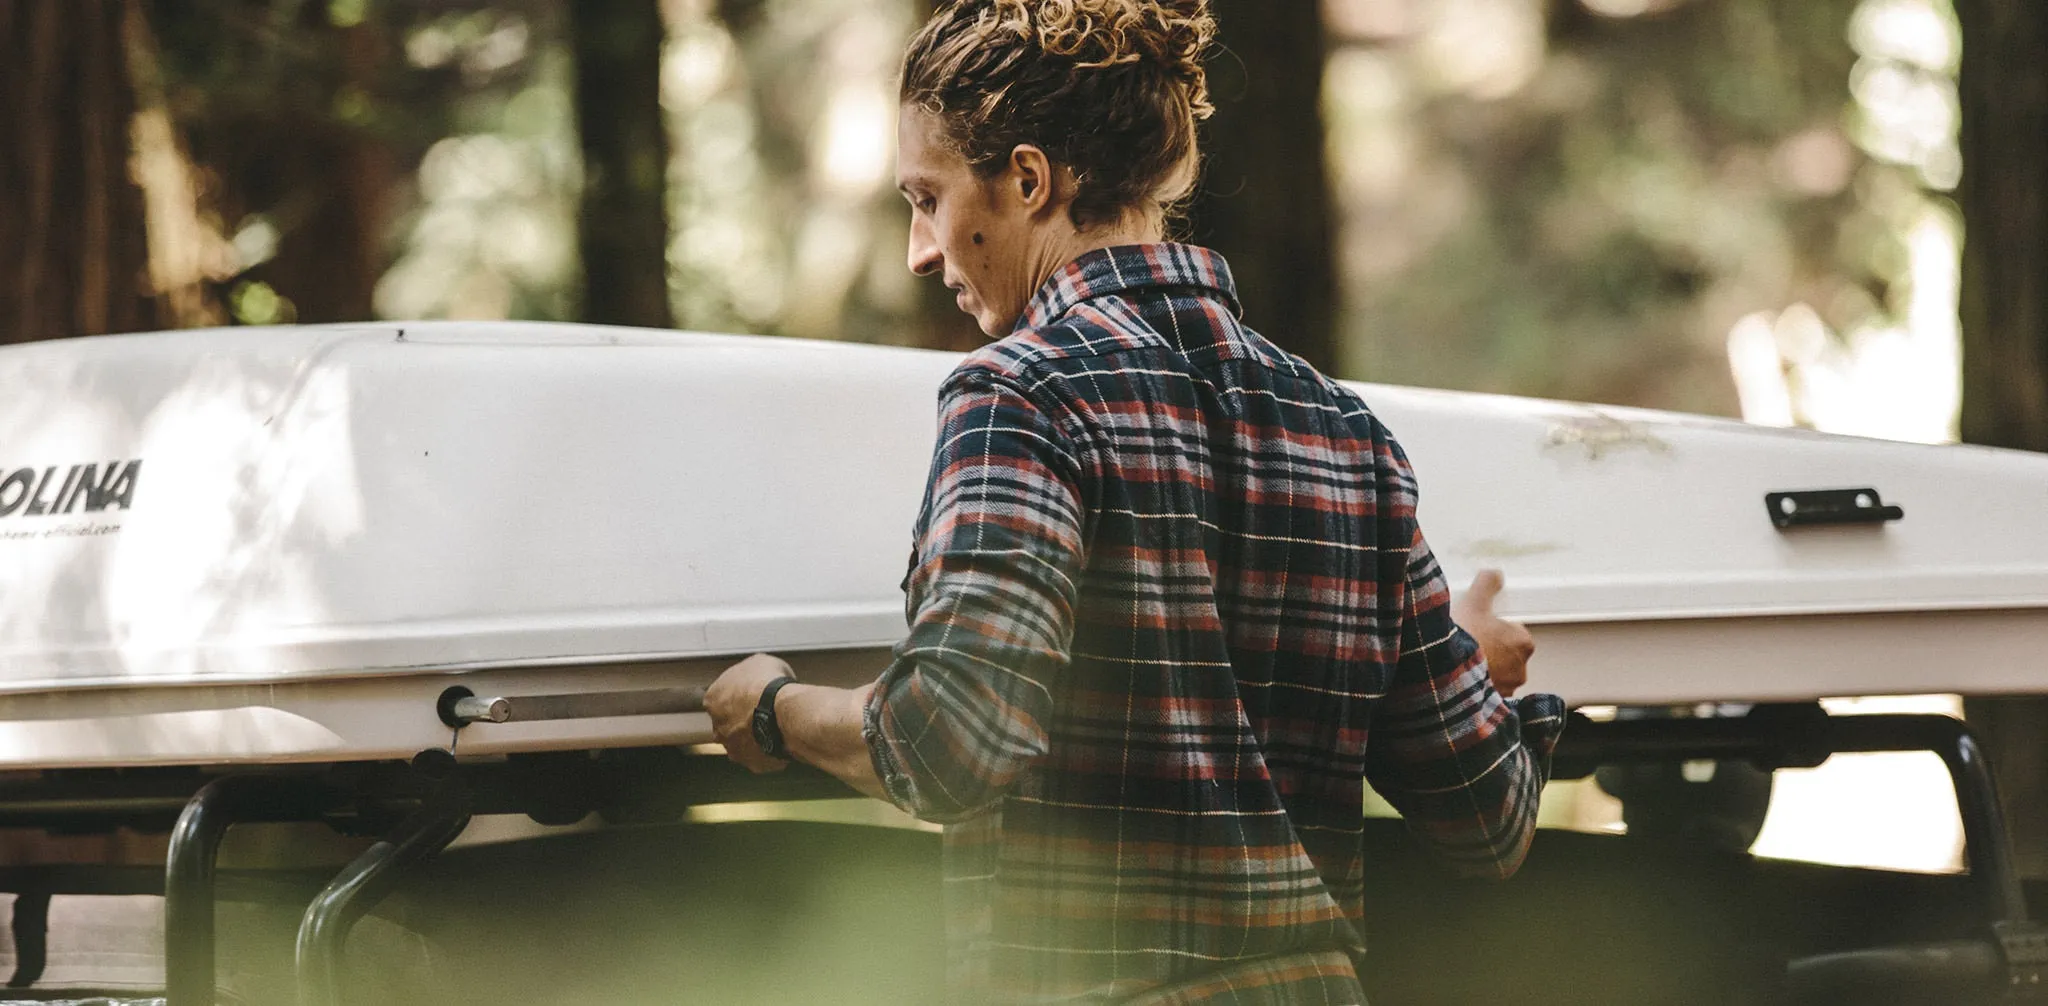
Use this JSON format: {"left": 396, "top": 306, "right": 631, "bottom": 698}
{"left": 961, "top": 304, "right": 1000, "bottom": 338}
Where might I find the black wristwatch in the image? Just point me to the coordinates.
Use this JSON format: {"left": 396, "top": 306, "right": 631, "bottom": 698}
{"left": 751, "top": 676, "right": 796, "bottom": 760}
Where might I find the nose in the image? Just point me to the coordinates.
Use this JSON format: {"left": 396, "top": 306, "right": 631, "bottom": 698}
{"left": 907, "top": 215, "right": 941, "bottom": 277}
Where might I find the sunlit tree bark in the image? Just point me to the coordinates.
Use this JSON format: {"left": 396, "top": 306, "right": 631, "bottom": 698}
{"left": 571, "top": 0, "right": 674, "bottom": 328}
{"left": 1186, "top": 0, "right": 1338, "bottom": 374}
{"left": 1955, "top": 0, "right": 2048, "bottom": 878}
{"left": 0, "top": 0, "right": 157, "bottom": 343}
{"left": 143, "top": 0, "right": 403, "bottom": 326}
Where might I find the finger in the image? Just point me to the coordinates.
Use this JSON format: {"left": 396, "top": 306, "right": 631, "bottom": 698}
{"left": 743, "top": 652, "right": 795, "bottom": 680}
{"left": 1466, "top": 569, "right": 1505, "bottom": 607}
{"left": 1494, "top": 664, "right": 1526, "bottom": 698}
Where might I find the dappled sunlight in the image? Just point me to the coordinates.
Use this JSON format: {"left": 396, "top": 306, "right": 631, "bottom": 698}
{"left": 661, "top": 0, "right": 919, "bottom": 342}
{"left": 1797, "top": 208, "right": 1959, "bottom": 442}
{"left": 1848, "top": 0, "right": 1961, "bottom": 188}
{"left": 1579, "top": 0, "right": 1690, "bottom": 17}
{"left": 375, "top": 9, "right": 579, "bottom": 323}
{"left": 378, "top": 123, "right": 579, "bottom": 320}
{"left": 0, "top": 332, "right": 372, "bottom": 696}
{"left": 107, "top": 358, "right": 298, "bottom": 657}
{"left": 813, "top": 81, "right": 895, "bottom": 199}
{"left": 0, "top": 349, "right": 133, "bottom": 658}
{"left": 1412, "top": 0, "right": 1546, "bottom": 100}
{"left": 1724, "top": 201, "right": 1960, "bottom": 444}
{"left": 129, "top": 108, "right": 235, "bottom": 329}
{"left": 109, "top": 351, "right": 365, "bottom": 677}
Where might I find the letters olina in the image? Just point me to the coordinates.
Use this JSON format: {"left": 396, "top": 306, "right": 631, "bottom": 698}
{"left": 0, "top": 462, "right": 141, "bottom": 518}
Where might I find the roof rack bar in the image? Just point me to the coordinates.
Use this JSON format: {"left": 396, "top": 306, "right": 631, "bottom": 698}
{"left": 164, "top": 775, "right": 343, "bottom": 1006}
{"left": 1934, "top": 724, "right": 2029, "bottom": 927}
{"left": 1555, "top": 708, "right": 2026, "bottom": 929}
{"left": 296, "top": 772, "right": 471, "bottom": 1006}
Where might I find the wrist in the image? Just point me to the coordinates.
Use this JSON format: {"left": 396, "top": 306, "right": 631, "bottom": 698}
{"left": 751, "top": 675, "right": 797, "bottom": 760}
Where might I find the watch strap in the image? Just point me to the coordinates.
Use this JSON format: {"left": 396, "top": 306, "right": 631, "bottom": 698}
{"left": 751, "top": 676, "right": 796, "bottom": 760}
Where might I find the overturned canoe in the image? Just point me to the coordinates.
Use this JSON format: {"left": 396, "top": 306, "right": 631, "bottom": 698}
{"left": 2, "top": 322, "right": 2044, "bottom": 768}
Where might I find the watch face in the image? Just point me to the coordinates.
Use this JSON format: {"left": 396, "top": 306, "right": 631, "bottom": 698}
{"left": 752, "top": 706, "right": 777, "bottom": 755}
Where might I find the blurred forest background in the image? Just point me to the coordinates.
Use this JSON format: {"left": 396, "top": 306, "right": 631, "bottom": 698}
{"left": 2, "top": 0, "right": 2048, "bottom": 867}
{"left": 8, "top": 0, "right": 2038, "bottom": 430}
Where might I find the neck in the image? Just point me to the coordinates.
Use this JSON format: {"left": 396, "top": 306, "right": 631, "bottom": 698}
{"left": 1021, "top": 211, "right": 1165, "bottom": 306}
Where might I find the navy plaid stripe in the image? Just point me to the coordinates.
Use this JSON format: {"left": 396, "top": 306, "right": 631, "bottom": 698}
{"left": 864, "top": 244, "right": 1565, "bottom": 1002}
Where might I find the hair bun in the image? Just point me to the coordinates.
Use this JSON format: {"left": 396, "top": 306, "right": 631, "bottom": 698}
{"left": 989, "top": 0, "right": 1216, "bottom": 118}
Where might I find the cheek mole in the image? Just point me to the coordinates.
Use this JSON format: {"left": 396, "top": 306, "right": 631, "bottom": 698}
{"left": 972, "top": 232, "right": 984, "bottom": 245}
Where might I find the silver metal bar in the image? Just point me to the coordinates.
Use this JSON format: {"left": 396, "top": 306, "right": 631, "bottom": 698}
{"left": 449, "top": 695, "right": 511, "bottom": 723}
{"left": 446, "top": 685, "right": 709, "bottom": 726}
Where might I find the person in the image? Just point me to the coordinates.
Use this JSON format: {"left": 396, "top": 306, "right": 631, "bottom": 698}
{"left": 705, "top": 0, "right": 1565, "bottom": 1000}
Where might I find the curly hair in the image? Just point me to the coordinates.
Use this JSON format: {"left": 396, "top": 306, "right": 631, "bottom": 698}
{"left": 901, "top": 0, "right": 1216, "bottom": 230}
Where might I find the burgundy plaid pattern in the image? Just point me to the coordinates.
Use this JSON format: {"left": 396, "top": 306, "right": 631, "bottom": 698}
{"left": 863, "top": 244, "right": 1566, "bottom": 1003}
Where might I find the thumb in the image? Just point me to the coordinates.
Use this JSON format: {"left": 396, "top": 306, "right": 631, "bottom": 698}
{"left": 1464, "top": 569, "right": 1505, "bottom": 609}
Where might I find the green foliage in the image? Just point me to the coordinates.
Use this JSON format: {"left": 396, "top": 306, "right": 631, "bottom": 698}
{"left": 1325, "top": 0, "right": 1952, "bottom": 422}
{"left": 132, "top": 0, "right": 1961, "bottom": 425}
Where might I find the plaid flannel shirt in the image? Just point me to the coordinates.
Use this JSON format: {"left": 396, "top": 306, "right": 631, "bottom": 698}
{"left": 863, "top": 244, "right": 1566, "bottom": 1003}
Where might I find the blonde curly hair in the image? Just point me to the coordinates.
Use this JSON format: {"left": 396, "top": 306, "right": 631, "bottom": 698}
{"left": 901, "top": 0, "right": 1216, "bottom": 229}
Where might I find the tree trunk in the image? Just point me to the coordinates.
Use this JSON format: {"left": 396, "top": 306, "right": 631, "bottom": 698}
{"left": 0, "top": 0, "right": 157, "bottom": 343}
{"left": 1186, "top": 1, "right": 1338, "bottom": 375}
{"left": 571, "top": 0, "right": 674, "bottom": 328}
{"left": 1954, "top": 0, "right": 2048, "bottom": 877}
{"left": 145, "top": 0, "right": 401, "bottom": 327}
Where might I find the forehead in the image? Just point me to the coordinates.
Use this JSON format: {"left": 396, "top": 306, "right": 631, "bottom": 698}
{"left": 895, "top": 106, "right": 968, "bottom": 187}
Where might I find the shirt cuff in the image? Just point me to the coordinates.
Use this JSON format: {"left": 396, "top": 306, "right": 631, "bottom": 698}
{"left": 861, "top": 680, "right": 918, "bottom": 814}
{"left": 1512, "top": 692, "right": 1568, "bottom": 778}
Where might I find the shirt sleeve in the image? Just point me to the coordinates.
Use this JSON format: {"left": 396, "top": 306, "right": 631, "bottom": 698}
{"left": 863, "top": 370, "right": 1087, "bottom": 824}
{"left": 1365, "top": 518, "right": 1567, "bottom": 879}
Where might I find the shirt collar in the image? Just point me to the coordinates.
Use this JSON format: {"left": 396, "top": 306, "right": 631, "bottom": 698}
{"left": 1014, "top": 243, "right": 1241, "bottom": 333}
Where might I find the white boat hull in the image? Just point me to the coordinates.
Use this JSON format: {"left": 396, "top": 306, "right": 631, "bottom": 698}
{"left": 4, "top": 323, "right": 2045, "bottom": 768}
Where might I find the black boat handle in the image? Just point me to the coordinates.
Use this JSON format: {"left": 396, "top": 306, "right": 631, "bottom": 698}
{"left": 1766, "top": 487, "right": 1904, "bottom": 530}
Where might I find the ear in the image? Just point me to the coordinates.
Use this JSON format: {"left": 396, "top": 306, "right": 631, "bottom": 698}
{"left": 1004, "top": 144, "right": 1060, "bottom": 218}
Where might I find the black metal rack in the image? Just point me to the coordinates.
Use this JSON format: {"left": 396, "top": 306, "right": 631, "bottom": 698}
{"left": 0, "top": 698, "right": 2035, "bottom": 1003}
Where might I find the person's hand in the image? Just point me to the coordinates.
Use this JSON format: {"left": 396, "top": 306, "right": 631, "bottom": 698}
{"left": 705, "top": 653, "right": 795, "bottom": 773}
{"left": 1451, "top": 569, "right": 1535, "bottom": 698}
